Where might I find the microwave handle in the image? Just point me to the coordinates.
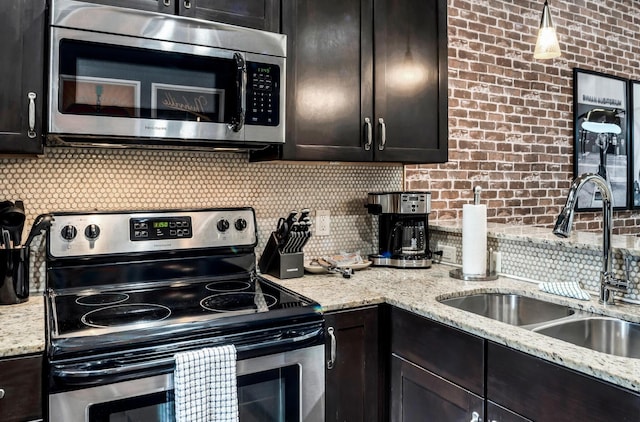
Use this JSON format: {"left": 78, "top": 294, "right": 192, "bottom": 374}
{"left": 229, "top": 53, "right": 246, "bottom": 132}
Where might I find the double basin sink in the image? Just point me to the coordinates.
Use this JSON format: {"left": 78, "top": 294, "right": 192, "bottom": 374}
{"left": 439, "top": 292, "right": 640, "bottom": 359}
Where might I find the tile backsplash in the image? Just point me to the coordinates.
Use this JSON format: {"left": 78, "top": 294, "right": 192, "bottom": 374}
{"left": 6, "top": 147, "right": 402, "bottom": 292}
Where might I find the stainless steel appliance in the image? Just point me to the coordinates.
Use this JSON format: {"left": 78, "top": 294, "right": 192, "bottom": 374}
{"left": 366, "top": 192, "right": 433, "bottom": 268}
{"left": 47, "top": 0, "right": 286, "bottom": 150}
{"left": 45, "top": 208, "right": 324, "bottom": 421}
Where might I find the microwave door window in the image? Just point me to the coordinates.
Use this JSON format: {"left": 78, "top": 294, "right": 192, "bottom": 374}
{"left": 58, "top": 39, "right": 237, "bottom": 124}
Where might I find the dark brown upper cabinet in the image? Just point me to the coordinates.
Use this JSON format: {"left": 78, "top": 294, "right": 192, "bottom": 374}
{"left": 0, "top": 0, "right": 45, "bottom": 154}
{"left": 251, "top": 0, "right": 448, "bottom": 164}
{"left": 78, "top": 0, "right": 280, "bottom": 32}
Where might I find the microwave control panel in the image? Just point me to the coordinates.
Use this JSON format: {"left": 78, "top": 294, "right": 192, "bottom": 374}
{"left": 246, "top": 62, "right": 280, "bottom": 126}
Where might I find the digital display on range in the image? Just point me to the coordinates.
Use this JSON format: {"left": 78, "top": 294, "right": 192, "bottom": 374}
{"left": 130, "top": 217, "right": 192, "bottom": 241}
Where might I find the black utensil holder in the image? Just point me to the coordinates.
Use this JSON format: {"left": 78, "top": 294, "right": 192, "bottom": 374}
{"left": 258, "top": 232, "right": 304, "bottom": 279}
{"left": 0, "top": 247, "right": 29, "bottom": 305}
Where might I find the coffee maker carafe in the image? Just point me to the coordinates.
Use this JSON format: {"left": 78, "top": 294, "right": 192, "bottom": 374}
{"left": 366, "top": 192, "right": 432, "bottom": 268}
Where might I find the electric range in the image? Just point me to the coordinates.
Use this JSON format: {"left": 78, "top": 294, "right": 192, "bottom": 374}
{"left": 45, "top": 208, "right": 325, "bottom": 422}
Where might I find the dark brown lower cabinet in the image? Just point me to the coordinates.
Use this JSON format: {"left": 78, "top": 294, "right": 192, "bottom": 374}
{"left": 391, "top": 354, "right": 483, "bottom": 421}
{"left": 487, "top": 342, "right": 640, "bottom": 422}
{"left": 0, "top": 354, "right": 43, "bottom": 422}
{"left": 390, "top": 307, "right": 484, "bottom": 422}
{"left": 324, "top": 306, "right": 381, "bottom": 422}
{"left": 486, "top": 401, "right": 532, "bottom": 422}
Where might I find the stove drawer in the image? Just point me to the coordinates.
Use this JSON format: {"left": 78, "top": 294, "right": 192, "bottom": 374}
{"left": 0, "top": 354, "right": 43, "bottom": 422}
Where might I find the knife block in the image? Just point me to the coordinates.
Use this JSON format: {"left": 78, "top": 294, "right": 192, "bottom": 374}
{"left": 258, "top": 232, "right": 304, "bottom": 279}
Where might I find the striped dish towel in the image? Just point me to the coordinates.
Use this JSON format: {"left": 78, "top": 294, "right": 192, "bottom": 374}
{"left": 538, "top": 282, "right": 591, "bottom": 301}
{"left": 174, "top": 345, "right": 239, "bottom": 422}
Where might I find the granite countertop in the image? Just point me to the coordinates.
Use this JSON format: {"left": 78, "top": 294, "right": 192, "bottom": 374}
{"left": 274, "top": 264, "right": 640, "bottom": 393}
{"left": 5, "top": 262, "right": 640, "bottom": 394}
{"left": 0, "top": 295, "right": 45, "bottom": 358}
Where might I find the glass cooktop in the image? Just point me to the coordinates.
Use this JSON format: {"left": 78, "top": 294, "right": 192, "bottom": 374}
{"left": 49, "top": 275, "right": 313, "bottom": 338}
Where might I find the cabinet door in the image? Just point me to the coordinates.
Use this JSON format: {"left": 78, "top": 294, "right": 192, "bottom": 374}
{"left": 391, "top": 354, "right": 483, "bottom": 422}
{"left": 278, "top": 0, "right": 374, "bottom": 162}
{"left": 372, "top": 0, "right": 447, "bottom": 163}
{"left": 0, "top": 354, "right": 43, "bottom": 422}
{"left": 325, "top": 306, "right": 380, "bottom": 422}
{"left": 179, "top": 0, "right": 280, "bottom": 32}
{"left": 0, "top": 0, "right": 44, "bottom": 154}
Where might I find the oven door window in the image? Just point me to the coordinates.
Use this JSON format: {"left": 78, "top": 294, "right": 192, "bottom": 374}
{"left": 58, "top": 39, "right": 237, "bottom": 124}
{"left": 88, "top": 365, "right": 300, "bottom": 422}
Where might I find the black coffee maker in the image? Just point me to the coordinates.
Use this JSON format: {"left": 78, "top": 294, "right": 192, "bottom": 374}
{"left": 366, "top": 192, "right": 432, "bottom": 268}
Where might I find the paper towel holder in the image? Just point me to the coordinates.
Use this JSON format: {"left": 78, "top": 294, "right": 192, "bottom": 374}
{"left": 449, "top": 268, "right": 498, "bottom": 281}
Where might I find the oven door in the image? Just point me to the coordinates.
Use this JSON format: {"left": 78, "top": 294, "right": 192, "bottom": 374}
{"left": 49, "top": 344, "right": 324, "bottom": 422}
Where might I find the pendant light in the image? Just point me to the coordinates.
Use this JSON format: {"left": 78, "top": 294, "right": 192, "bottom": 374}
{"left": 533, "top": 0, "right": 561, "bottom": 59}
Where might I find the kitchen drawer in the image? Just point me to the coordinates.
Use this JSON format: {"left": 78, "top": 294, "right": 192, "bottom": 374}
{"left": 390, "top": 306, "right": 484, "bottom": 396}
{"left": 0, "top": 354, "right": 43, "bottom": 422}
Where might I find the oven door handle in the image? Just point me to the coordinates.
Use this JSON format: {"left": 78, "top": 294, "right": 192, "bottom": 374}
{"left": 51, "top": 327, "right": 323, "bottom": 378}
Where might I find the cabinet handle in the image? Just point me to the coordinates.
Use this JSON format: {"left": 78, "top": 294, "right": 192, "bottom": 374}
{"left": 326, "top": 327, "right": 336, "bottom": 370}
{"left": 364, "top": 117, "right": 372, "bottom": 151}
{"left": 162, "top": 0, "right": 171, "bottom": 7}
{"left": 27, "top": 92, "right": 36, "bottom": 139}
{"left": 228, "top": 52, "right": 246, "bottom": 132}
{"left": 469, "top": 411, "right": 480, "bottom": 422}
{"left": 378, "top": 117, "right": 386, "bottom": 151}
{"left": 183, "top": 0, "right": 191, "bottom": 8}
{"left": 0, "top": 388, "right": 5, "bottom": 399}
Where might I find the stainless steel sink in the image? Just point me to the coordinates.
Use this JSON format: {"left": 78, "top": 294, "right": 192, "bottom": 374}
{"left": 534, "top": 317, "right": 640, "bottom": 359}
{"left": 439, "top": 293, "right": 575, "bottom": 326}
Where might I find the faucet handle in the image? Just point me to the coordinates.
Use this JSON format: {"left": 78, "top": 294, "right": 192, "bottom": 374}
{"left": 608, "top": 277, "right": 629, "bottom": 292}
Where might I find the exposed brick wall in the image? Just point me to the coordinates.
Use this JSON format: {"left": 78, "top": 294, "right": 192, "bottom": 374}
{"left": 405, "top": 0, "right": 640, "bottom": 234}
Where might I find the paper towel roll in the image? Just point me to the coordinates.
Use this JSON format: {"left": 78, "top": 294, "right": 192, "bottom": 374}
{"left": 462, "top": 203, "right": 487, "bottom": 275}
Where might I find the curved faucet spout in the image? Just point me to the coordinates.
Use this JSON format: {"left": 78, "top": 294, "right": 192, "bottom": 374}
{"left": 553, "top": 173, "right": 619, "bottom": 304}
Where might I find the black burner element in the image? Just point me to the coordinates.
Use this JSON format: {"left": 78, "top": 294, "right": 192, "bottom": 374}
{"left": 205, "top": 280, "right": 252, "bottom": 292}
{"left": 76, "top": 293, "right": 130, "bottom": 306}
{"left": 201, "top": 292, "right": 277, "bottom": 313}
{"left": 81, "top": 303, "right": 171, "bottom": 328}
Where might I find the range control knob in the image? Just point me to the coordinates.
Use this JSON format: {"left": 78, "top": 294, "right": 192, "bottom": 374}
{"left": 217, "top": 219, "right": 230, "bottom": 232}
{"left": 84, "top": 224, "right": 101, "bottom": 240}
{"left": 234, "top": 218, "right": 247, "bottom": 231}
{"left": 61, "top": 225, "right": 77, "bottom": 241}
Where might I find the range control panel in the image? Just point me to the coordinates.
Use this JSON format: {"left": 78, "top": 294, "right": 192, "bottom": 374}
{"left": 48, "top": 208, "right": 257, "bottom": 258}
{"left": 130, "top": 216, "right": 192, "bottom": 241}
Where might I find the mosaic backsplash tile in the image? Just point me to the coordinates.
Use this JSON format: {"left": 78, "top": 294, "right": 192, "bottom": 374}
{"left": 431, "top": 228, "right": 640, "bottom": 303}
{"left": 2, "top": 147, "right": 402, "bottom": 292}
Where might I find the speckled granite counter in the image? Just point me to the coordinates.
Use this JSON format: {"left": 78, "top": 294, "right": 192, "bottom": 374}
{"left": 4, "top": 258, "right": 640, "bottom": 395}
{"left": 0, "top": 295, "right": 45, "bottom": 357}
{"left": 273, "top": 264, "right": 640, "bottom": 393}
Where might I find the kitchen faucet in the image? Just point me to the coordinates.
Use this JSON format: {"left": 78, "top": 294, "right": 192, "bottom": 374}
{"left": 553, "top": 173, "right": 628, "bottom": 305}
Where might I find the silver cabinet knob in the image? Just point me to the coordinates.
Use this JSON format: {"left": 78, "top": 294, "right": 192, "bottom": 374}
{"left": 326, "top": 327, "right": 336, "bottom": 370}
{"left": 27, "top": 92, "right": 36, "bottom": 139}
{"left": 378, "top": 117, "right": 386, "bottom": 151}
{"left": 0, "top": 388, "right": 5, "bottom": 399}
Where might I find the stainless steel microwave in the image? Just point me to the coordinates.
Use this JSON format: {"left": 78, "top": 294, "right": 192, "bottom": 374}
{"left": 47, "top": 0, "right": 286, "bottom": 150}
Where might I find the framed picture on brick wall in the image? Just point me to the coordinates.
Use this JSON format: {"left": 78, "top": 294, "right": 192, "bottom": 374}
{"left": 631, "top": 80, "right": 640, "bottom": 208}
{"left": 573, "top": 68, "right": 629, "bottom": 211}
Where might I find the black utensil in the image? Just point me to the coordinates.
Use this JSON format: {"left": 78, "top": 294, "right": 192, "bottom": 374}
{"left": 0, "top": 202, "right": 26, "bottom": 247}
{"left": 24, "top": 214, "right": 54, "bottom": 248}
